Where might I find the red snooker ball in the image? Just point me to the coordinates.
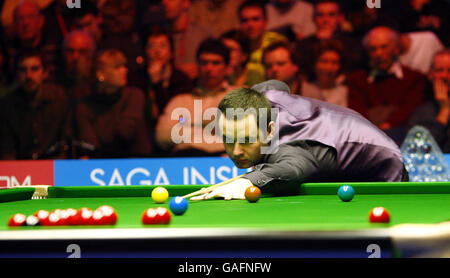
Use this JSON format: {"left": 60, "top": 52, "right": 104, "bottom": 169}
{"left": 155, "top": 207, "right": 171, "bottom": 224}
{"left": 369, "top": 207, "right": 390, "bottom": 223}
{"left": 245, "top": 186, "right": 261, "bottom": 203}
{"left": 142, "top": 208, "right": 159, "bottom": 225}
{"left": 34, "top": 210, "right": 50, "bottom": 222}
{"left": 142, "top": 207, "right": 171, "bottom": 225}
{"left": 76, "top": 207, "right": 94, "bottom": 225}
{"left": 8, "top": 213, "right": 27, "bottom": 227}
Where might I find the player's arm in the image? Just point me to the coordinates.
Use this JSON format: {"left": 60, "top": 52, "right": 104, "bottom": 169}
{"left": 192, "top": 141, "right": 337, "bottom": 200}
{"left": 245, "top": 141, "right": 337, "bottom": 195}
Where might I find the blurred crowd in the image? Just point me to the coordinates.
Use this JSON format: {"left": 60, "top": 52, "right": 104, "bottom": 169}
{"left": 0, "top": 0, "right": 449, "bottom": 160}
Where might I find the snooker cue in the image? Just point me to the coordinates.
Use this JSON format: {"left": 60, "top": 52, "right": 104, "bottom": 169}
{"left": 182, "top": 174, "right": 245, "bottom": 199}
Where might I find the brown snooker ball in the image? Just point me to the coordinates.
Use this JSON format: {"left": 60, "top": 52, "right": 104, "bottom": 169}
{"left": 245, "top": 186, "right": 261, "bottom": 203}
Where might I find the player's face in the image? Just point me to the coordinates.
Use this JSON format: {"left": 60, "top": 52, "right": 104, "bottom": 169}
{"left": 220, "top": 114, "right": 267, "bottom": 169}
{"left": 147, "top": 35, "right": 172, "bottom": 64}
{"left": 198, "top": 53, "right": 228, "bottom": 90}
{"left": 315, "top": 50, "right": 341, "bottom": 87}
{"left": 264, "top": 47, "right": 298, "bottom": 83}
{"left": 17, "top": 57, "right": 47, "bottom": 93}
{"left": 239, "top": 7, "right": 267, "bottom": 41}
{"left": 430, "top": 53, "right": 450, "bottom": 86}
{"left": 314, "top": 3, "right": 342, "bottom": 32}
{"left": 366, "top": 30, "right": 399, "bottom": 71}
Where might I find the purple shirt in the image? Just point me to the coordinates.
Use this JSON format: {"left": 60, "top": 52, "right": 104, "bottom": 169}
{"left": 262, "top": 89, "right": 404, "bottom": 182}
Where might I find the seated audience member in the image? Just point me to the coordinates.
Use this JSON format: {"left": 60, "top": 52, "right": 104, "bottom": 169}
{"left": 302, "top": 40, "right": 349, "bottom": 107}
{"left": 1, "top": 0, "right": 52, "bottom": 35}
{"left": 409, "top": 49, "right": 450, "bottom": 153}
{"left": 75, "top": 49, "right": 152, "bottom": 158}
{"left": 59, "top": 30, "right": 96, "bottom": 100}
{"left": 345, "top": 1, "right": 400, "bottom": 42}
{"left": 237, "top": 0, "right": 288, "bottom": 87}
{"left": 188, "top": 0, "right": 245, "bottom": 37}
{"left": 398, "top": 31, "right": 444, "bottom": 75}
{"left": 262, "top": 41, "right": 302, "bottom": 94}
{"left": 162, "top": 0, "right": 214, "bottom": 79}
{"left": 72, "top": 0, "right": 103, "bottom": 45}
{"left": 220, "top": 30, "right": 248, "bottom": 87}
{"left": 394, "top": 0, "right": 450, "bottom": 46}
{"left": 145, "top": 28, "right": 193, "bottom": 126}
{"left": 294, "top": 0, "right": 363, "bottom": 74}
{"left": 347, "top": 26, "right": 427, "bottom": 145}
{"left": 156, "top": 39, "right": 233, "bottom": 156}
{"left": 97, "top": 0, "right": 146, "bottom": 88}
{"left": 0, "top": 50, "right": 70, "bottom": 159}
{"left": 265, "top": 0, "right": 316, "bottom": 41}
{"left": 5, "top": 1, "right": 61, "bottom": 81}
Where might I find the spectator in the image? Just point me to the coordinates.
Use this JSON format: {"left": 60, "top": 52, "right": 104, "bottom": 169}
{"left": 398, "top": 31, "right": 444, "bottom": 74}
{"left": 265, "top": 0, "right": 316, "bottom": 41}
{"left": 345, "top": 0, "right": 400, "bottom": 42}
{"left": 394, "top": 0, "right": 450, "bottom": 46}
{"left": 5, "top": 0, "right": 61, "bottom": 81}
{"left": 72, "top": 0, "right": 103, "bottom": 45}
{"left": 98, "top": 0, "right": 146, "bottom": 88}
{"left": 347, "top": 26, "right": 427, "bottom": 145}
{"left": 409, "top": 49, "right": 450, "bottom": 152}
{"left": 75, "top": 49, "right": 152, "bottom": 158}
{"left": 294, "top": 0, "right": 364, "bottom": 74}
{"left": 144, "top": 28, "right": 193, "bottom": 127}
{"left": 188, "top": 0, "right": 245, "bottom": 37}
{"left": 220, "top": 30, "right": 248, "bottom": 87}
{"left": 302, "top": 40, "right": 349, "bottom": 107}
{"left": 237, "top": 0, "right": 288, "bottom": 87}
{"left": 1, "top": 0, "right": 52, "bottom": 36}
{"left": 60, "top": 30, "right": 96, "bottom": 100}
{"left": 155, "top": 39, "right": 233, "bottom": 156}
{"left": 0, "top": 50, "right": 70, "bottom": 159}
{"left": 162, "top": 0, "right": 214, "bottom": 79}
{"left": 262, "top": 41, "right": 301, "bottom": 94}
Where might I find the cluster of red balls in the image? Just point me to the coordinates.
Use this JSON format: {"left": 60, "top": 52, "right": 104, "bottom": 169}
{"left": 141, "top": 207, "right": 171, "bottom": 225}
{"left": 8, "top": 205, "right": 118, "bottom": 227}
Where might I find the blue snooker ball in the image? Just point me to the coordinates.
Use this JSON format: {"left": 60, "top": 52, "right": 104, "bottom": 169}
{"left": 169, "top": 196, "right": 188, "bottom": 215}
{"left": 338, "top": 185, "right": 355, "bottom": 202}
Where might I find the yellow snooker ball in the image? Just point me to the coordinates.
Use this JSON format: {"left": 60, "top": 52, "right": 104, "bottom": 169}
{"left": 151, "top": 187, "right": 169, "bottom": 203}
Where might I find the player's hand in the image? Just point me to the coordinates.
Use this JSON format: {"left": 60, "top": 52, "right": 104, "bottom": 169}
{"left": 190, "top": 178, "right": 253, "bottom": 201}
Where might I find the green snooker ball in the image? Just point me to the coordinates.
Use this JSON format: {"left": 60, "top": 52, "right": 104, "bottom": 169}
{"left": 337, "top": 185, "right": 355, "bottom": 202}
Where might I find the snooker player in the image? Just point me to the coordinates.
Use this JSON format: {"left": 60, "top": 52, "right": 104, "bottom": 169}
{"left": 191, "top": 80, "right": 408, "bottom": 200}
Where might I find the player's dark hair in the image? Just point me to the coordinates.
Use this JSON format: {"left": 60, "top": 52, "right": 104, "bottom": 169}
{"left": 196, "top": 38, "right": 230, "bottom": 65}
{"left": 238, "top": 0, "right": 267, "bottom": 19}
{"left": 218, "top": 88, "right": 272, "bottom": 127}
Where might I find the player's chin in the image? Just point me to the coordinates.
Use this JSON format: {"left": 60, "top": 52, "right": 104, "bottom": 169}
{"left": 233, "top": 159, "right": 252, "bottom": 169}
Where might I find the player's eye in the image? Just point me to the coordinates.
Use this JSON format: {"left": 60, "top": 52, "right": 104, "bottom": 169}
{"left": 223, "top": 136, "right": 235, "bottom": 144}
